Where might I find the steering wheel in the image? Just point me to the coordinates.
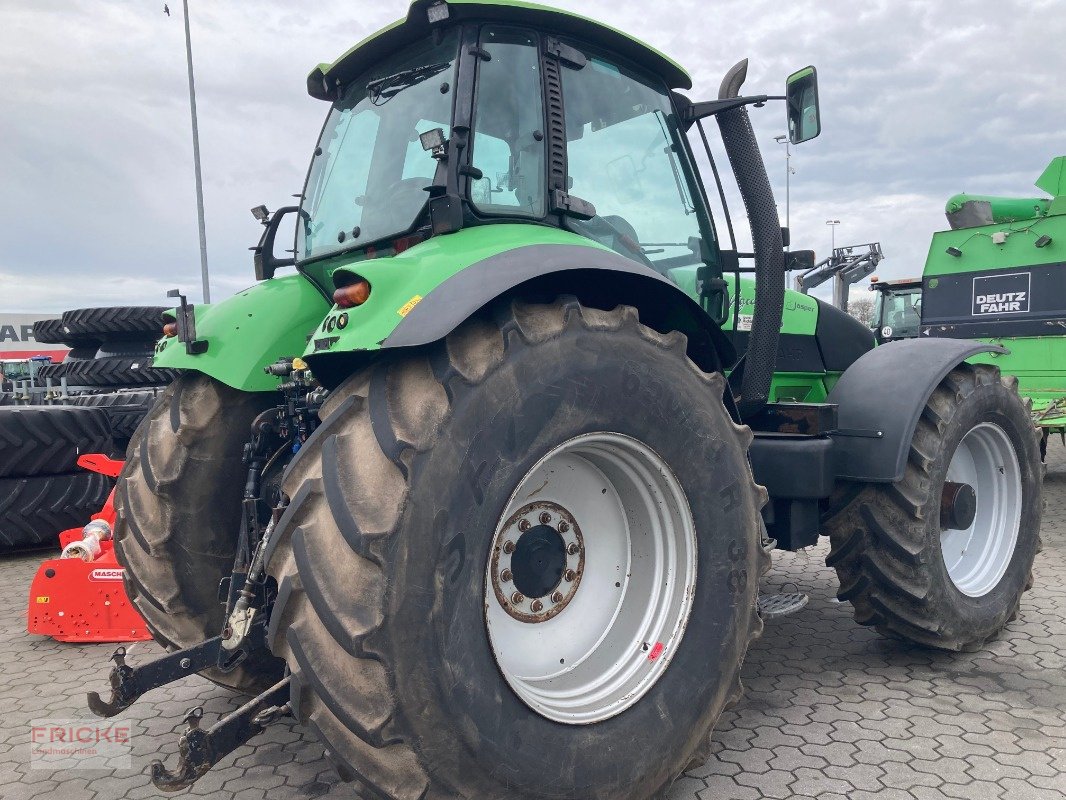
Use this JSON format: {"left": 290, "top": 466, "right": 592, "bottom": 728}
{"left": 581, "top": 214, "right": 656, "bottom": 268}
{"left": 364, "top": 178, "right": 431, "bottom": 232}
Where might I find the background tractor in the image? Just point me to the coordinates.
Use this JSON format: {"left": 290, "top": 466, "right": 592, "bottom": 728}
{"left": 871, "top": 275, "right": 922, "bottom": 343}
{"left": 92, "top": 2, "right": 1042, "bottom": 797}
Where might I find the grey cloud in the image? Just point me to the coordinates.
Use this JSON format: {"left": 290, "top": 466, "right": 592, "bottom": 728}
{"left": 1, "top": 0, "right": 1063, "bottom": 312}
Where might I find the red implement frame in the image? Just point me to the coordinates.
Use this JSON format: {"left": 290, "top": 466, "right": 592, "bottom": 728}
{"left": 26, "top": 454, "right": 150, "bottom": 643}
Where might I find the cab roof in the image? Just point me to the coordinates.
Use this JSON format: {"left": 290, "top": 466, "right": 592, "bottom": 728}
{"left": 307, "top": 0, "right": 692, "bottom": 100}
{"left": 871, "top": 278, "right": 922, "bottom": 290}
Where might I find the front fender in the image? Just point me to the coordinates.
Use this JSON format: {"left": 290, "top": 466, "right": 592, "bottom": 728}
{"left": 153, "top": 274, "right": 330, "bottom": 392}
{"left": 828, "top": 338, "right": 1008, "bottom": 482}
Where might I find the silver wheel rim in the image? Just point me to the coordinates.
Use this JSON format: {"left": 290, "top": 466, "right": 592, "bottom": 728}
{"left": 941, "top": 422, "right": 1022, "bottom": 597}
{"left": 485, "top": 432, "right": 697, "bottom": 725}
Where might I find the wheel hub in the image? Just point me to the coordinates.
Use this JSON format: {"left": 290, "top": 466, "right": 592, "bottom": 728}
{"left": 940, "top": 481, "right": 977, "bottom": 530}
{"left": 491, "top": 502, "right": 584, "bottom": 622}
{"left": 940, "top": 422, "right": 1022, "bottom": 597}
{"left": 484, "top": 432, "right": 698, "bottom": 725}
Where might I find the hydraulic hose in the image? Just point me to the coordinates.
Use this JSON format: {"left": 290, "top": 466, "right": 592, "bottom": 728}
{"left": 716, "top": 59, "right": 785, "bottom": 419}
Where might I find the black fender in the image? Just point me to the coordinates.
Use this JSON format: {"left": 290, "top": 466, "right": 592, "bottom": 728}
{"left": 382, "top": 243, "right": 737, "bottom": 372}
{"left": 828, "top": 338, "right": 1008, "bottom": 483}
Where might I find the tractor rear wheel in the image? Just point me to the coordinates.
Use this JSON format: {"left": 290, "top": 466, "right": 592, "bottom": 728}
{"left": 113, "top": 374, "right": 284, "bottom": 692}
{"left": 824, "top": 364, "right": 1042, "bottom": 650}
{"left": 266, "top": 298, "right": 768, "bottom": 800}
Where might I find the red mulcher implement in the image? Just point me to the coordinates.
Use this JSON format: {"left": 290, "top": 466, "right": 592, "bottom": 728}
{"left": 27, "top": 454, "right": 150, "bottom": 643}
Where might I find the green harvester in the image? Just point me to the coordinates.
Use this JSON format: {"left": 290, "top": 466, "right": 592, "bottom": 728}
{"left": 873, "top": 156, "right": 1066, "bottom": 453}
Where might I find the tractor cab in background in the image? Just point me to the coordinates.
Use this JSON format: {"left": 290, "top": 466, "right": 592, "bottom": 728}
{"left": 870, "top": 275, "right": 922, "bottom": 343}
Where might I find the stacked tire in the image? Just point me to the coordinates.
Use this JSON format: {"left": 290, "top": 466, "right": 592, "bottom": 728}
{"left": 33, "top": 306, "right": 176, "bottom": 452}
{"left": 0, "top": 406, "right": 115, "bottom": 549}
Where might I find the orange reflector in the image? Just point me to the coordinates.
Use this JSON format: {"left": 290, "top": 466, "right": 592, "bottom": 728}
{"left": 162, "top": 322, "right": 178, "bottom": 337}
{"left": 333, "top": 280, "right": 371, "bottom": 309}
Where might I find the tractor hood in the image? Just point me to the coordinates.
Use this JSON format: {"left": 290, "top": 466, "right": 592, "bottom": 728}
{"left": 306, "top": 0, "right": 692, "bottom": 100}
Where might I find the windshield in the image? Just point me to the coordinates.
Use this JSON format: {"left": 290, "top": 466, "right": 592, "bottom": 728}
{"left": 879, "top": 287, "right": 922, "bottom": 338}
{"left": 296, "top": 30, "right": 459, "bottom": 263}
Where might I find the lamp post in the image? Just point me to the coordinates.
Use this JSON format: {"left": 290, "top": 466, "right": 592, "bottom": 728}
{"left": 180, "top": 0, "right": 211, "bottom": 303}
{"left": 774, "top": 135, "right": 793, "bottom": 251}
{"left": 825, "top": 219, "right": 840, "bottom": 255}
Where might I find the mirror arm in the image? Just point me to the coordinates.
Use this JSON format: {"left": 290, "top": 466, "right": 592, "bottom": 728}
{"left": 682, "top": 95, "right": 785, "bottom": 124}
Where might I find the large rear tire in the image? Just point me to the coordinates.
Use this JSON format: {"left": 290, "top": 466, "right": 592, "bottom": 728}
{"left": 60, "top": 306, "right": 168, "bottom": 339}
{"left": 266, "top": 298, "right": 768, "bottom": 799}
{"left": 52, "top": 356, "right": 178, "bottom": 388}
{"left": 0, "top": 406, "right": 112, "bottom": 478}
{"left": 69, "top": 389, "right": 160, "bottom": 451}
{"left": 824, "top": 364, "right": 1042, "bottom": 650}
{"left": 113, "top": 374, "right": 284, "bottom": 692}
{"left": 0, "top": 471, "right": 113, "bottom": 549}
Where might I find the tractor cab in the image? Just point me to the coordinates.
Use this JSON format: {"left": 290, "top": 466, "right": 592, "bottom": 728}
{"left": 246, "top": 0, "right": 836, "bottom": 402}
{"left": 870, "top": 275, "right": 922, "bottom": 343}
{"left": 282, "top": 2, "right": 716, "bottom": 288}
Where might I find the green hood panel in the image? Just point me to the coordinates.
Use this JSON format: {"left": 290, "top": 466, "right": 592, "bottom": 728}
{"left": 153, "top": 274, "right": 331, "bottom": 392}
{"left": 925, "top": 213, "right": 1066, "bottom": 277}
{"left": 669, "top": 267, "right": 818, "bottom": 335}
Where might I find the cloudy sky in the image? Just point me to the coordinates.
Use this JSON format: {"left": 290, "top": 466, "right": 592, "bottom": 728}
{"left": 1, "top": 0, "right": 1063, "bottom": 312}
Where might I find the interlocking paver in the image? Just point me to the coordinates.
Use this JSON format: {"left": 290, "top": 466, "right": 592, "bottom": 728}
{"left": 0, "top": 446, "right": 1063, "bottom": 799}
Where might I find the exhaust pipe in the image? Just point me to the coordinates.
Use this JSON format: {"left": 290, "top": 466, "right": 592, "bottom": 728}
{"left": 716, "top": 59, "right": 784, "bottom": 419}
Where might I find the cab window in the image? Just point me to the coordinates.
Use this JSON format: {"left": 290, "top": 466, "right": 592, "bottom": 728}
{"left": 560, "top": 52, "right": 711, "bottom": 272}
{"left": 469, "top": 27, "right": 546, "bottom": 217}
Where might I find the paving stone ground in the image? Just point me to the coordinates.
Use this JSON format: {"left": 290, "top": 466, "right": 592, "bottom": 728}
{"left": 1, "top": 447, "right": 1064, "bottom": 799}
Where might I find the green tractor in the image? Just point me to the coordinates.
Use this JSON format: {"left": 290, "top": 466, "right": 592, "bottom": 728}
{"left": 89, "top": 2, "right": 1042, "bottom": 797}
{"left": 870, "top": 157, "right": 1066, "bottom": 452}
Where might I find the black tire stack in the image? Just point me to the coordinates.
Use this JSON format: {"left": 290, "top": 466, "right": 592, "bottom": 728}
{"left": 0, "top": 406, "right": 115, "bottom": 549}
{"left": 32, "top": 306, "right": 176, "bottom": 452}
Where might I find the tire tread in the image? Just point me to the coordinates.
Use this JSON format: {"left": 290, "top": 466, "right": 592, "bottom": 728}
{"left": 823, "top": 364, "right": 1043, "bottom": 650}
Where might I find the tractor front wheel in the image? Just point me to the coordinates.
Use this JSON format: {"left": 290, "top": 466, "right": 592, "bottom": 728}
{"left": 266, "top": 298, "right": 768, "bottom": 800}
{"left": 824, "top": 364, "right": 1042, "bottom": 650}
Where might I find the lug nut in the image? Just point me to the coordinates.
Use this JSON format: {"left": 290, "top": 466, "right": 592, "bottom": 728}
{"left": 559, "top": 521, "right": 570, "bottom": 533}
{"left": 567, "top": 543, "right": 579, "bottom": 555}
{"left": 539, "top": 512, "right": 552, "bottom": 524}
{"left": 518, "top": 519, "right": 531, "bottom": 532}
{"left": 503, "top": 540, "right": 515, "bottom": 554}
{"left": 501, "top": 569, "right": 513, "bottom": 582}
{"left": 531, "top": 600, "right": 544, "bottom": 613}
{"left": 511, "top": 592, "right": 525, "bottom": 605}
{"left": 551, "top": 591, "right": 564, "bottom": 604}
{"left": 564, "top": 569, "right": 576, "bottom": 582}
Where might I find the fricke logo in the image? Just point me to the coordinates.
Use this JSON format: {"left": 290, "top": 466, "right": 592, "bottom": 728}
{"left": 972, "top": 272, "right": 1031, "bottom": 315}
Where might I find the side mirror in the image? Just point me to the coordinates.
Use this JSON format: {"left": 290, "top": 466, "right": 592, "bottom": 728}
{"left": 784, "top": 249, "right": 816, "bottom": 272}
{"left": 252, "top": 206, "right": 298, "bottom": 281}
{"left": 785, "top": 66, "right": 821, "bottom": 144}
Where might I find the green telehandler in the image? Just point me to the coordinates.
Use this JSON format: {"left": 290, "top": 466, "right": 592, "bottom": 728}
{"left": 86, "top": 2, "right": 1042, "bottom": 797}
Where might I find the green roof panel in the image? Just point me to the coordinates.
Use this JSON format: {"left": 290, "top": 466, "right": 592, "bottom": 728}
{"left": 307, "top": 0, "right": 691, "bottom": 99}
